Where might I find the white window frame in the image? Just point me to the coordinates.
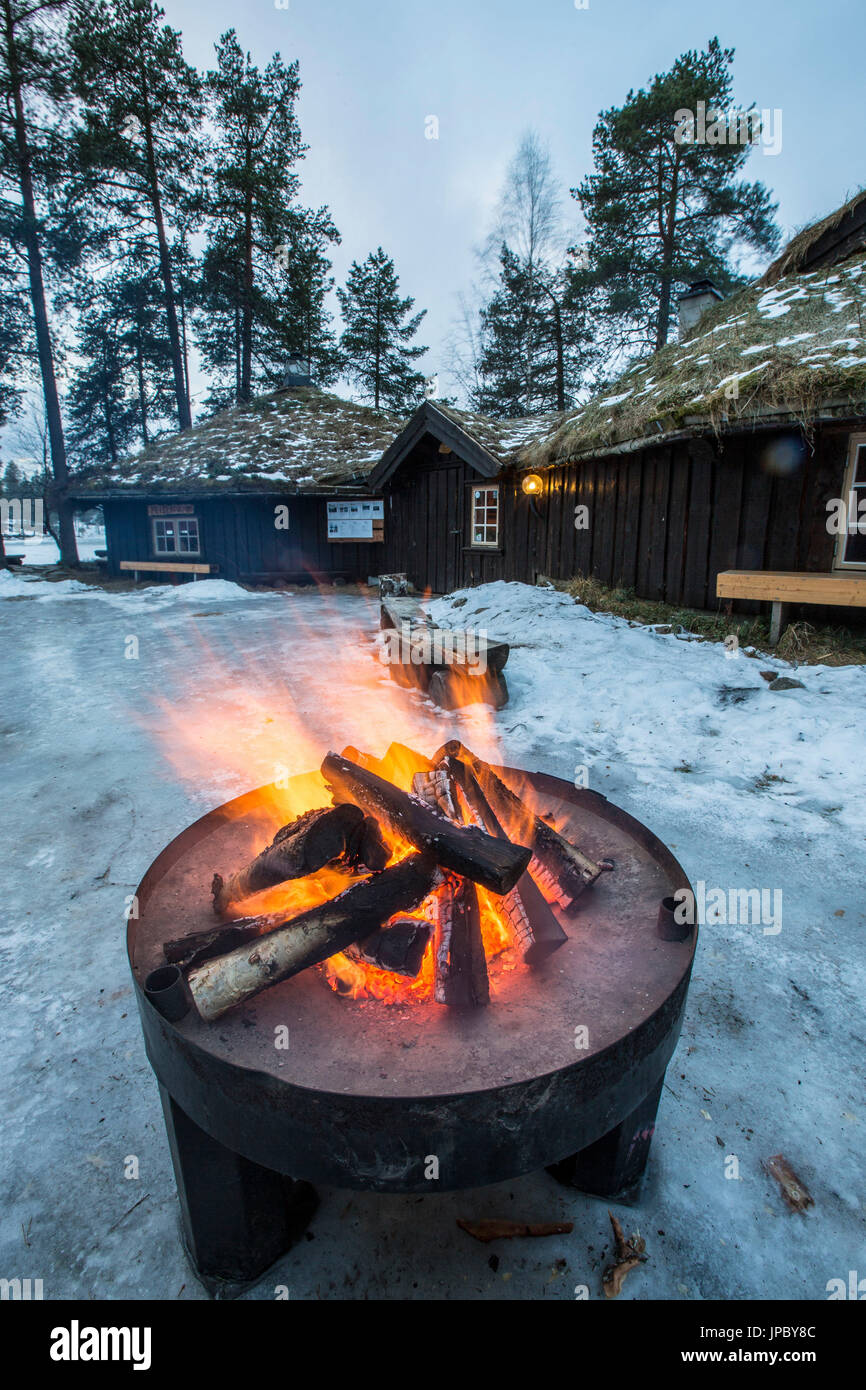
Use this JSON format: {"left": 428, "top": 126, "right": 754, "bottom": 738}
{"left": 470, "top": 485, "right": 500, "bottom": 549}
{"left": 833, "top": 433, "right": 866, "bottom": 572}
{"left": 152, "top": 515, "right": 201, "bottom": 557}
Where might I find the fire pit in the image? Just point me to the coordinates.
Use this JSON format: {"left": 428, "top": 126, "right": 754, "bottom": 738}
{"left": 129, "top": 746, "right": 696, "bottom": 1292}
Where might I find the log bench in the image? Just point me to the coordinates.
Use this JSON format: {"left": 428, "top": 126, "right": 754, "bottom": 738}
{"left": 379, "top": 594, "right": 510, "bottom": 708}
{"left": 716, "top": 570, "right": 866, "bottom": 644}
{"left": 119, "top": 560, "right": 218, "bottom": 583}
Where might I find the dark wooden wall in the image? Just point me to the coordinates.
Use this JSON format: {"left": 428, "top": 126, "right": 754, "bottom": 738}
{"left": 102, "top": 495, "right": 385, "bottom": 583}
{"left": 381, "top": 425, "right": 851, "bottom": 611}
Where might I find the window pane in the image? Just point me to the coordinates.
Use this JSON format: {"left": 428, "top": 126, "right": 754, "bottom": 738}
{"left": 843, "top": 488, "right": 866, "bottom": 561}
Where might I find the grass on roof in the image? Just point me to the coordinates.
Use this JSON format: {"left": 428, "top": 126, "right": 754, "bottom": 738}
{"left": 519, "top": 250, "right": 866, "bottom": 469}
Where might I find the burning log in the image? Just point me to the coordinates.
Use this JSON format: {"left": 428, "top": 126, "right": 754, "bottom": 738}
{"left": 344, "top": 815, "right": 391, "bottom": 872}
{"left": 435, "top": 742, "right": 609, "bottom": 907}
{"left": 211, "top": 804, "right": 365, "bottom": 915}
{"left": 434, "top": 873, "right": 489, "bottom": 1008}
{"left": 439, "top": 754, "right": 568, "bottom": 964}
{"left": 164, "top": 918, "right": 264, "bottom": 971}
{"left": 321, "top": 752, "right": 531, "bottom": 895}
{"left": 411, "top": 763, "right": 490, "bottom": 1006}
{"left": 188, "top": 855, "right": 440, "bottom": 1021}
{"left": 345, "top": 917, "right": 432, "bottom": 978}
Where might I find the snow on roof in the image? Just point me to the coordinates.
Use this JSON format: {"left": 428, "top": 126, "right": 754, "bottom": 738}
{"left": 520, "top": 245, "right": 866, "bottom": 470}
{"left": 70, "top": 386, "right": 407, "bottom": 495}
{"left": 430, "top": 402, "right": 560, "bottom": 466}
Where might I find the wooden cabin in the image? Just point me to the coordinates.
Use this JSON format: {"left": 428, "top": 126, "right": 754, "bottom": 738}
{"left": 370, "top": 193, "right": 866, "bottom": 628}
{"left": 71, "top": 195, "right": 866, "bottom": 629}
{"left": 69, "top": 386, "right": 404, "bottom": 584}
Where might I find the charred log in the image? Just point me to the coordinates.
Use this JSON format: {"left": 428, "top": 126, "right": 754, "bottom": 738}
{"left": 435, "top": 741, "right": 609, "bottom": 907}
{"left": 433, "top": 873, "right": 489, "bottom": 1008}
{"left": 344, "top": 815, "right": 391, "bottom": 872}
{"left": 321, "top": 752, "right": 531, "bottom": 895}
{"left": 188, "top": 855, "right": 440, "bottom": 1021}
{"left": 345, "top": 917, "right": 432, "bottom": 977}
{"left": 211, "top": 804, "right": 364, "bottom": 916}
{"left": 164, "top": 918, "right": 264, "bottom": 971}
{"left": 441, "top": 753, "right": 568, "bottom": 963}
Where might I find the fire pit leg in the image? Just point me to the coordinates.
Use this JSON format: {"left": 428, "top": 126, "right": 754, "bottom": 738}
{"left": 547, "top": 1077, "right": 665, "bottom": 1201}
{"left": 159, "top": 1086, "right": 318, "bottom": 1296}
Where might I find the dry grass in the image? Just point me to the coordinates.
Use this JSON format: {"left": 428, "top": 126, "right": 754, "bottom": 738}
{"left": 759, "top": 189, "right": 866, "bottom": 287}
{"left": 562, "top": 573, "right": 866, "bottom": 666}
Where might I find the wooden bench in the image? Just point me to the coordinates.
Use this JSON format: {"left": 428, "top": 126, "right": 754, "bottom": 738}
{"left": 717, "top": 570, "right": 866, "bottom": 644}
{"left": 379, "top": 595, "right": 510, "bottom": 708}
{"left": 119, "top": 560, "right": 217, "bottom": 583}
{"left": 2, "top": 555, "right": 24, "bottom": 567}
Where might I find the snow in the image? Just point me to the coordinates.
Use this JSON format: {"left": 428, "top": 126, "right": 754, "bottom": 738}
{"left": 7, "top": 530, "right": 105, "bottom": 565}
{"left": 1, "top": 577, "right": 863, "bottom": 1300}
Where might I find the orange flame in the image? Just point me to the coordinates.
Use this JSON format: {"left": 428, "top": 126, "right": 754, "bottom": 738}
{"left": 138, "top": 584, "right": 523, "bottom": 1003}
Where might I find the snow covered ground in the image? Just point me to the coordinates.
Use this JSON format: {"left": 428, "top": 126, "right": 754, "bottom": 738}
{"left": 1, "top": 572, "right": 863, "bottom": 1301}
{"left": 5, "top": 528, "right": 106, "bottom": 565}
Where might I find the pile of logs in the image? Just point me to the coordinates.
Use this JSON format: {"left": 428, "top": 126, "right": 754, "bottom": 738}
{"left": 162, "top": 743, "right": 612, "bottom": 1022}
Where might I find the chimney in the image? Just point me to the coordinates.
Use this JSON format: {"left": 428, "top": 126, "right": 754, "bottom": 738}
{"left": 282, "top": 357, "right": 312, "bottom": 389}
{"left": 677, "top": 278, "right": 723, "bottom": 341}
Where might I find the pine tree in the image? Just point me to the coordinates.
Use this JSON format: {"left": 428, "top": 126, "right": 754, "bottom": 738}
{"left": 573, "top": 38, "right": 780, "bottom": 353}
{"left": 337, "top": 248, "right": 427, "bottom": 411}
{"left": 197, "top": 30, "right": 339, "bottom": 407}
{"left": 474, "top": 246, "right": 596, "bottom": 416}
{"left": 68, "top": 0, "right": 202, "bottom": 429}
{"left": 0, "top": 0, "right": 81, "bottom": 564}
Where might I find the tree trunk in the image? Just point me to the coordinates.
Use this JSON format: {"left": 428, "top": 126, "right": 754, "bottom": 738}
{"left": 2, "top": 0, "right": 78, "bottom": 567}
{"left": 135, "top": 328, "right": 149, "bottom": 445}
{"left": 654, "top": 149, "right": 680, "bottom": 352}
{"left": 140, "top": 73, "right": 192, "bottom": 430}
{"left": 547, "top": 289, "right": 566, "bottom": 411}
{"left": 240, "top": 165, "right": 254, "bottom": 403}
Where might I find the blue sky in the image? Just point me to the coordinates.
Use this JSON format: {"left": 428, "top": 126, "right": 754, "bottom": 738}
{"left": 163, "top": 0, "right": 866, "bottom": 402}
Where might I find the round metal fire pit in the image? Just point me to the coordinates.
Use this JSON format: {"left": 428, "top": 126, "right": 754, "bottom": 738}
{"left": 130, "top": 766, "right": 695, "bottom": 1218}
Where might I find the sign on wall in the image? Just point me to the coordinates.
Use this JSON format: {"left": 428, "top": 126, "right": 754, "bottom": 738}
{"left": 327, "top": 499, "right": 384, "bottom": 542}
{"left": 148, "top": 503, "right": 195, "bottom": 516}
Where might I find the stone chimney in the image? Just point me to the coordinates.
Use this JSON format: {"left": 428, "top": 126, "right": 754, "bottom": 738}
{"left": 677, "top": 279, "right": 723, "bottom": 341}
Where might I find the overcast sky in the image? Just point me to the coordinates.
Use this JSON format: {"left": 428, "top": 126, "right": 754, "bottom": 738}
{"left": 156, "top": 0, "right": 864, "bottom": 406}
{"left": 9, "top": 0, "right": 866, "bottom": 459}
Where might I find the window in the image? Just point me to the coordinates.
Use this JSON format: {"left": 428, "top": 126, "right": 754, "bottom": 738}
{"left": 152, "top": 515, "right": 200, "bottom": 556}
{"left": 471, "top": 486, "right": 499, "bottom": 548}
{"left": 834, "top": 434, "right": 866, "bottom": 570}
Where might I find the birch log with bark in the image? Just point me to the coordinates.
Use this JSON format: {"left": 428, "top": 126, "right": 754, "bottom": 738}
{"left": 188, "top": 854, "right": 440, "bottom": 1020}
